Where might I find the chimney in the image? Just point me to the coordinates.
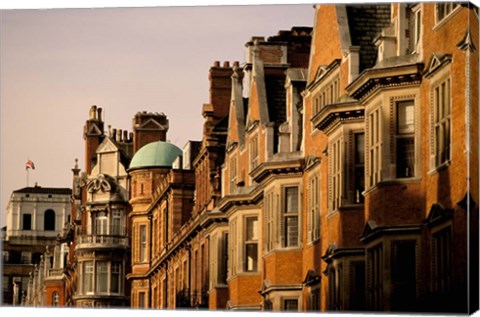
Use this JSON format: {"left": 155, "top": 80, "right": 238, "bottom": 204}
{"left": 132, "top": 112, "right": 169, "bottom": 153}
{"left": 112, "top": 128, "right": 117, "bottom": 141}
{"left": 123, "top": 130, "right": 128, "bottom": 142}
{"left": 84, "top": 105, "right": 104, "bottom": 174}
{"left": 207, "top": 60, "right": 234, "bottom": 120}
{"left": 117, "top": 129, "right": 122, "bottom": 142}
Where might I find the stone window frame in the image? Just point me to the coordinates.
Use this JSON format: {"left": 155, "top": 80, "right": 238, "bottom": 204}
{"left": 428, "top": 63, "right": 452, "bottom": 173}
{"left": 365, "top": 105, "right": 383, "bottom": 190}
{"left": 348, "top": 128, "right": 366, "bottom": 205}
{"left": 249, "top": 132, "right": 260, "bottom": 171}
{"left": 307, "top": 168, "right": 321, "bottom": 243}
{"left": 431, "top": 222, "right": 453, "bottom": 295}
{"left": 434, "top": 3, "right": 461, "bottom": 28}
{"left": 209, "top": 228, "right": 229, "bottom": 287}
{"left": 280, "top": 184, "right": 301, "bottom": 248}
{"left": 389, "top": 94, "right": 419, "bottom": 180}
{"left": 264, "top": 189, "right": 276, "bottom": 253}
{"left": 244, "top": 215, "right": 259, "bottom": 272}
{"left": 139, "top": 224, "right": 148, "bottom": 263}
{"left": 328, "top": 136, "right": 344, "bottom": 214}
{"left": 311, "top": 71, "right": 341, "bottom": 117}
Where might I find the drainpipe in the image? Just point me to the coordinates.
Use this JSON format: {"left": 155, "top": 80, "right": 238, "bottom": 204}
{"left": 147, "top": 212, "right": 152, "bottom": 307}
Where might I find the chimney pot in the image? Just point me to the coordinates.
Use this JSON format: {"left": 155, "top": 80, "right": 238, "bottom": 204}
{"left": 112, "top": 128, "right": 117, "bottom": 141}
{"left": 233, "top": 61, "right": 240, "bottom": 67}
{"left": 97, "top": 108, "right": 103, "bottom": 121}
{"left": 90, "top": 105, "right": 97, "bottom": 120}
{"left": 223, "top": 61, "right": 230, "bottom": 68}
{"left": 213, "top": 61, "right": 220, "bottom": 67}
{"left": 123, "top": 130, "right": 128, "bottom": 141}
{"left": 117, "top": 129, "right": 122, "bottom": 142}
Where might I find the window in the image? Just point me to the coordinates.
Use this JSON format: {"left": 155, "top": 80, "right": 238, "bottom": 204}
{"left": 283, "top": 299, "right": 298, "bottom": 311}
{"left": 328, "top": 265, "right": 343, "bottom": 310}
{"left": 283, "top": 187, "right": 299, "bottom": 247}
{"left": 3, "top": 251, "right": 9, "bottom": 263}
{"left": 139, "top": 292, "right": 146, "bottom": 308}
{"left": 250, "top": 135, "right": 259, "bottom": 170}
{"left": 2, "top": 277, "right": 8, "bottom": 292}
{"left": 96, "top": 261, "right": 109, "bottom": 293}
{"left": 52, "top": 291, "right": 59, "bottom": 307}
{"left": 245, "top": 217, "right": 258, "bottom": 272}
{"left": 83, "top": 261, "right": 94, "bottom": 294}
{"left": 433, "top": 79, "right": 451, "bottom": 168}
{"left": 350, "top": 261, "right": 366, "bottom": 310}
{"left": 95, "top": 212, "right": 108, "bottom": 235}
{"left": 368, "top": 108, "right": 382, "bottom": 188}
{"left": 436, "top": 3, "right": 460, "bottom": 23}
{"left": 111, "top": 209, "right": 122, "bottom": 235}
{"left": 308, "top": 174, "right": 321, "bottom": 242}
{"left": 367, "top": 244, "right": 384, "bottom": 310}
{"left": 230, "top": 156, "right": 237, "bottom": 193}
{"left": 264, "top": 191, "right": 275, "bottom": 252}
{"left": 396, "top": 101, "right": 415, "bottom": 178}
{"left": 354, "top": 133, "right": 365, "bottom": 203}
{"left": 218, "top": 232, "right": 228, "bottom": 284}
{"left": 330, "top": 138, "right": 343, "bottom": 212}
{"left": 44, "top": 209, "right": 55, "bottom": 231}
{"left": 313, "top": 76, "right": 340, "bottom": 115}
{"left": 20, "top": 251, "right": 31, "bottom": 264}
{"left": 139, "top": 225, "right": 147, "bottom": 262}
{"left": 229, "top": 219, "right": 237, "bottom": 276}
{"left": 432, "top": 226, "right": 452, "bottom": 294}
{"left": 22, "top": 214, "right": 32, "bottom": 230}
{"left": 111, "top": 262, "right": 121, "bottom": 293}
{"left": 308, "top": 288, "right": 320, "bottom": 311}
{"left": 391, "top": 240, "right": 417, "bottom": 310}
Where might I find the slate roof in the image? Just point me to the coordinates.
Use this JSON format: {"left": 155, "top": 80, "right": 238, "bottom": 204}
{"left": 13, "top": 186, "right": 72, "bottom": 195}
{"left": 346, "top": 4, "right": 391, "bottom": 71}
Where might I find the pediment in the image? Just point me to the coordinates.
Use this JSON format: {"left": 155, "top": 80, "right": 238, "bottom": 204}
{"left": 305, "top": 155, "right": 321, "bottom": 171}
{"left": 96, "top": 137, "right": 118, "bottom": 153}
{"left": 457, "top": 29, "right": 476, "bottom": 52}
{"left": 138, "top": 118, "right": 168, "bottom": 130}
{"left": 303, "top": 269, "right": 321, "bottom": 286}
{"left": 424, "top": 53, "right": 452, "bottom": 78}
{"left": 362, "top": 220, "right": 378, "bottom": 238}
{"left": 259, "top": 279, "right": 272, "bottom": 294}
{"left": 457, "top": 191, "right": 477, "bottom": 211}
{"left": 314, "top": 65, "right": 327, "bottom": 81}
{"left": 424, "top": 203, "right": 453, "bottom": 227}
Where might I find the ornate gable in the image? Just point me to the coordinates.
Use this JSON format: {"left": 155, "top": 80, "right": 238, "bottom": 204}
{"left": 424, "top": 203, "right": 453, "bottom": 227}
{"left": 86, "top": 123, "right": 102, "bottom": 136}
{"left": 96, "top": 137, "right": 118, "bottom": 154}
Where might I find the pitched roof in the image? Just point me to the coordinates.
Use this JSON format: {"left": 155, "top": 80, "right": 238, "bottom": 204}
{"left": 13, "top": 186, "right": 72, "bottom": 195}
{"left": 346, "top": 4, "right": 391, "bottom": 71}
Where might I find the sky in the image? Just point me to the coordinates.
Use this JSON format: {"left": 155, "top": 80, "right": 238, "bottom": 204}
{"left": 0, "top": 1, "right": 316, "bottom": 227}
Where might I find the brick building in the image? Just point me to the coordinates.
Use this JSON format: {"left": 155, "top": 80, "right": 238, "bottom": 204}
{"left": 23, "top": 3, "right": 478, "bottom": 313}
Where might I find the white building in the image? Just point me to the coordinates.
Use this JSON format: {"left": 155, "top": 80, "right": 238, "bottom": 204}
{"left": 5, "top": 184, "right": 71, "bottom": 241}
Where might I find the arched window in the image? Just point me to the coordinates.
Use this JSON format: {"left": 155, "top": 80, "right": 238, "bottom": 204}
{"left": 52, "top": 291, "right": 59, "bottom": 306}
{"left": 44, "top": 209, "right": 55, "bottom": 231}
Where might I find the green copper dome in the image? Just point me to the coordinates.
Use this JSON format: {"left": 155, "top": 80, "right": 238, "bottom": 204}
{"left": 129, "top": 141, "right": 182, "bottom": 170}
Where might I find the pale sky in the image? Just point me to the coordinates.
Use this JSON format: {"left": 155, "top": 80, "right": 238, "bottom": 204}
{"left": 0, "top": 1, "right": 316, "bottom": 227}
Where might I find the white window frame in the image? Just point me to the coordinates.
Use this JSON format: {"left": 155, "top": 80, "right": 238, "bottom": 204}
{"left": 367, "top": 107, "right": 383, "bottom": 188}
{"left": 431, "top": 77, "right": 452, "bottom": 170}
{"left": 307, "top": 172, "right": 321, "bottom": 242}
{"left": 139, "top": 224, "right": 147, "bottom": 263}
{"left": 329, "top": 137, "right": 343, "bottom": 213}
{"left": 395, "top": 100, "right": 416, "bottom": 178}
{"left": 244, "top": 216, "right": 259, "bottom": 272}
{"left": 282, "top": 186, "right": 300, "bottom": 248}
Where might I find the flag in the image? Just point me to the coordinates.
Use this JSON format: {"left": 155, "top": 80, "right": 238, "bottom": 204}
{"left": 26, "top": 160, "right": 35, "bottom": 170}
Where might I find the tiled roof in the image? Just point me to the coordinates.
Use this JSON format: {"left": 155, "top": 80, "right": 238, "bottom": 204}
{"left": 346, "top": 5, "right": 391, "bottom": 71}
{"left": 13, "top": 186, "right": 72, "bottom": 195}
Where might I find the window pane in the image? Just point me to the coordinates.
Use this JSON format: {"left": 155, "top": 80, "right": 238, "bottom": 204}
{"left": 285, "top": 187, "right": 299, "bottom": 213}
{"left": 246, "top": 218, "right": 258, "bottom": 241}
{"left": 22, "top": 214, "right": 32, "bottom": 230}
{"left": 84, "top": 262, "right": 94, "bottom": 293}
{"left": 396, "top": 138, "right": 415, "bottom": 178}
{"left": 111, "top": 262, "right": 120, "bottom": 293}
{"left": 246, "top": 243, "right": 258, "bottom": 272}
{"left": 284, "top": 299, "right": 298, "bottom": 311}
{"left": 140, "top": 225, "right": 146, "bottom": 262}
{"left": 96, "top": 261, "right": 109, "bottom": 293}
{"left": 285, "top": 216, "right": 298, "bottom": 247}
{"left": 355, "top": 133, "right": 365, "bottom": 164}
{"left": 397, "top": 101, "right": 414, "bottom": 134}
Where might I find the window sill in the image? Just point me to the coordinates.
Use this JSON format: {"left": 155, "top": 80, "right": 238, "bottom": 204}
{"left": 306, "top": 238, "right": 321, "bottom": 247}
{"left": 364, "top": 177, "right": 422, "bottom": 195}
{"left": 263, "top": 247, "right": 302, "bottom": 257}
